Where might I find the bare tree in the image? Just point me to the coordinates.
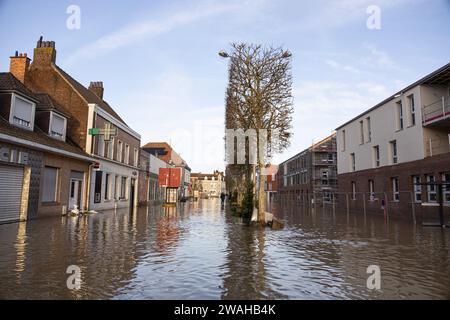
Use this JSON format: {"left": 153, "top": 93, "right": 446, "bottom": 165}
{"left": 224, "top": 43, "right": 294, "bottom": 224}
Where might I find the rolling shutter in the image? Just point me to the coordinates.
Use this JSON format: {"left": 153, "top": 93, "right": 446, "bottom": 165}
{"left": 0, "top": 164, "right": 24, "bottom": 223}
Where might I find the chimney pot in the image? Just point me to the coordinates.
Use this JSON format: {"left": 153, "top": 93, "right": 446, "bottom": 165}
{"left": 89, "top": 81, "right": 104, "bottom": 99}
{"left": 10, "top": 51, "right": 31, "bottom": 83}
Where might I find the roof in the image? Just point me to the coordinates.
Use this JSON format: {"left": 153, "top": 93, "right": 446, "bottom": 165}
{"left": 0, "top": 116, "right": 91, "bottom": 160}
{"left": 191, "top": 172, "right": 224, "bottom": 178}
{"left": 0, "top": 72, "right": 39, "bottom": 102}
{"left": 35, "top": 93, "right": 71, "bottom": 118}
{"left": 336, "top": 61, "right": 450, "bottom": 130}
{"left": 53, "top": 65, "right": 127, "bottom": 125}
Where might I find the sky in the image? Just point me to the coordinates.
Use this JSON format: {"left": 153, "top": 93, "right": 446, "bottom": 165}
{"left": 0, "top": 0, "right": 449, "bottom": 173}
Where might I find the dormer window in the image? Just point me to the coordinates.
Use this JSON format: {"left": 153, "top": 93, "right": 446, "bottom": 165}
{"left": 10, "top": 94, "right": 35, "bottom": 131}
{"left": 49, "top": 111, "right": 66, "bottom": 140}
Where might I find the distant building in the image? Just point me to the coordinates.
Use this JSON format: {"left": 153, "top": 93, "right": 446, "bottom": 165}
{"left": 336, "top": 62, "right": 450, "bottom": 221}
{"left": 264, "top": 165, "right": 278, "bottom": 203}
{"left": 190, "top": 171, "right": 225, "bottom": 198}
{"left": 142, "top": 142, "right": 191, "bottom": 200}
{"left": 278, "top": 133, "right": 337, "bottom": 203}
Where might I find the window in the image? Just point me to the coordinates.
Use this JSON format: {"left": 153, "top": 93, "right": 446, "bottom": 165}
{"left": 9, "top": 149, "right": 17, "bottom": 163}
{"left": 350, "top": 153, "right": 355, "bottom": 172}
{"left": 49, "top": 113, "right": 66, "bottom": 140}
{"left": 120, "top": 176, "right": 127, "bottom": 199}
{"left": 442, "top": 172, "right": 450, "bottom": 203}
{"left": 369, "top": 180, "right": 375, "bottom": 200}
{"left": 42, "top": 167, "right": 58, "bottom": 202}
{"left": 396, "top": 101, "right": 403, "bottom": 130}
{"left": 413, "top": 175, "right": 421, "bottom": 203}
{"left": 373, "top": 145, "right": 380, "bottom": 167}
{"left": 390, "top": 140, "right": 398, "bottom": 164}
{"left": 366, "top": 117, "right": 371, "bottom": 142}
{"left": 117, "top": 140, "right": 123, "bottom": 162}
{"left": 107, "top": 138, "right": 114, "bottom": 159}
{"left": 427, "top": 175, "right": 436, "bottom": 202}
{"left": 351, "top": 181, "right": 356, "bottom": 200}
{"left": 134, "top": 148, "right": 139, "bottom": 167}
{"left": 408, "top": 94, "right": 415, "bottom": 126}
{"left": 114, "top": 175, "right": 119, "bottom": 200}
{"left": 11, "top": 95, "right": 35, "bottom": 130}
{"left": 341, "top": 130, "right": 346, "bottom": 151}
{"left": 125, "top": 144, "right": 130, "bottom": 165}
{"left": 97, "top": 135, "right": 105, "bottom": 157}
{"left": 322, "top": 170, "right": 329, "bottom": 178}
{"left": 359, "top": 120, "right": 364, "bottom": 144}
{"left": 328, "top": 153, "right": 333, "bottom": 162}
{"left": 105, "top": 173, "right": 110, "bottom": 200}
{"left": 392, "top": 177, "right": 399, "bottom": 201}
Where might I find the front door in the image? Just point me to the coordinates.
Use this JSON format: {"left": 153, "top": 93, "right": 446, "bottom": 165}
{"left": 69, "top": 179, "right": 82, "bottom": 210}
{"left": 129, "top": 178, "right": 136, "bottom": 215}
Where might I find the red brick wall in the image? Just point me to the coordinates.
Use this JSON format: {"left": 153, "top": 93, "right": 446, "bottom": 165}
{"left": 338, "top": 153, "right": 450, "bottom": 222}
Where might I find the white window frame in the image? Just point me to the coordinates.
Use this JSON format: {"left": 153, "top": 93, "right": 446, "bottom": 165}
{"left": 350, "top": 153, "right": 355, "bottom": 172}
{"left": 134, "top": 148, "right": 138, "bottom": 167}
{"left": 351, "top": 181, "right": 356, "bottom": 200}
{"left": 396, "top": 100, "right": 403, "bottom": 130}
{"left": 48, "top": 111, "right": 67, "bottom": 140}
{"left": 97, "top": 134, "right": 105, "bottom": 157}
{"left": 107, "top": 137, "right": 114, "bottom": 159}
{"left": 392, "top": 177, "right": 399, "bottom": 202}
{"left": 413, "top": 175, "right": 421, "bottom": 203}
{"left": 390, "top": 140, "right": 398, "bottom": 164}
{"left": 427, "top": 175, "right": 437, "bottom": 203}
{"left": 105, "top": 173, "right": 111, "bottom": 200}
{"left": 42, "top": 166, "right": 59, "bottom": 203}
{"left": 359, "top": 120, "right": 364, "bottom": 144}
{"left": 9, "top": 93, "right": 36, "bottom": 131}
{"left": 442, "top": 172, "right": 450, "bottom": 204}
{"left": 125, "top": 144, "right": 130, "bottom": 165}
{"left": 117, "top": 140, "right": 123, "bottom": 162}
{"left": 373, "top": 145, "right": 380, "bottom": 168}
{"left": 408, "top": 94, "right": 415, "bottom": 126}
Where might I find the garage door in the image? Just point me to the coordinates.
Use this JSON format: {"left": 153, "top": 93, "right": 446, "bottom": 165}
{"left": 0, "top": 164, "right": 24, "bottom": 223}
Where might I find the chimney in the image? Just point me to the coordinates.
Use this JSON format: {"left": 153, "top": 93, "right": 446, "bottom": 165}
{"left": 88, "top": 81, "right": 104, "bottom": 99}
{"left": 9, "top": 51, "right": 31, "bottom": 83}
{"left": 32, "top": 36, "right": 57, "bottom": 67}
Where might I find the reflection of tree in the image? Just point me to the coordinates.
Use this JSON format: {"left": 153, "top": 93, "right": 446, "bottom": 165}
{"left": 221, "top": 218, "right": 286, "bottom": 299}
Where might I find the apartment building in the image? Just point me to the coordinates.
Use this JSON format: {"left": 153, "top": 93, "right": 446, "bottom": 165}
{"left": 336, "top": 62, "right": 450, "bottom": 221}
{"left": 21, "top": 37, "right": 141, "bottom": 213}
{"left": 278, "top": 133, "right": 337, "bottom": 203}
{"left": 190, "top": 171, "right": 225, "bottom": 198}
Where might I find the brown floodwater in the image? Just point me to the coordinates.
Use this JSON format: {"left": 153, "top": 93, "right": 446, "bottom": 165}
{"left": 0, "top": 198, "right": 449, "bottom": 299}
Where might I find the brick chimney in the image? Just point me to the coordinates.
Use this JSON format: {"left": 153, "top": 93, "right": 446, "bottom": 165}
{"left": 88, "top": 81, "right": 104, "bottom": 99}
{"left": 9, "top": 51, "right": 30, "bottom": 83}
{"left": 32, "top": 36, "right": 56, "bottom": 67}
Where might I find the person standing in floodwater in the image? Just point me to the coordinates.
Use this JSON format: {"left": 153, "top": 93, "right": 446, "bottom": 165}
{"left": 220, "top": 192, "right": 226, "bottom": 205}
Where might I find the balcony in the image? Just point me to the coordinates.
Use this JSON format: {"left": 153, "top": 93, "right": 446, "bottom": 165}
{"left": 422, "top": 97, "right": 450, "bottom": 127}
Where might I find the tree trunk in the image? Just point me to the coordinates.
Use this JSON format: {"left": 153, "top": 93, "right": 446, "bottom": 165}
{"left": 258, "top": 163, "right": 266, "bottom": 225}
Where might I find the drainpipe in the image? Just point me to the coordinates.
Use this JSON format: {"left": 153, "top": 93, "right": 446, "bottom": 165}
{"left": 86, "top": 162, "right": 94, "bottom": 211}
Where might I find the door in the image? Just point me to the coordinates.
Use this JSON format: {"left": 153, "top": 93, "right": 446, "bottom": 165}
{"left": 0, "top": 164, "right": 24, "bottom": 223}
{"left": 69, "top": 179, "right": 82, "bottom": 210}
{"left": 129, "top": 178, "right": 136, "bottom": 215}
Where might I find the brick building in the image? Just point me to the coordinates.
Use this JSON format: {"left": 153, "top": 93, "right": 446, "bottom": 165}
{"left": 336, "top": 62, "right": 450, "bottom": 222}
{"left": 278, "top": 133, "right": 337, "bottom": 203}
{"left": 142, "top": 142, "right": 191, "bottom": 200}
{"left": 190, "top": 171, "right": 225, "bottom": 198}
{"left": 0, "top": 68, "right": 93, "bottom": 223}
{"left": 16, "top": 37, "right": 141, "bottom": 213}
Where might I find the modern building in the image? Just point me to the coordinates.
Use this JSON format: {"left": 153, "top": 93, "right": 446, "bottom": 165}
{"left": 190, "top": 171, "right": 225, "bottom": 198}
{"left": 142, "top": 142, "right": 191, "bottom": 200}
{"left": 336, "top": 62, "right": 450, "bottom": 221}
{"left": 19, "top": 37, "right": 141, "bottom": 213}
{"left": 0, "top": 67, "right": 93, "bottom": 223}
{"left": 278, "top": 133, "right": 337, "bottom": 203}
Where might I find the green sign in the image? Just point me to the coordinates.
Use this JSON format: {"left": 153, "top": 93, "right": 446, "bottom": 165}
{"left": 88, "top": 128, "right": 101, "bottom": 136}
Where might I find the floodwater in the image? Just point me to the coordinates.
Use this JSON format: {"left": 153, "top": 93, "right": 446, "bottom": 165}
{"left": 0, "top": 198, "right": 449, "bottom": 299}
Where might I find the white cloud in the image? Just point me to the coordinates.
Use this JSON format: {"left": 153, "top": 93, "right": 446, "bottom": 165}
{"left": 325, "top": 59, "right": 361, "bottom": 74}
{"left": 361, "top": 42, "right": 396, "bottom": 69}
{"left": 63, "top": 1, "right": 242, "bottom": 66}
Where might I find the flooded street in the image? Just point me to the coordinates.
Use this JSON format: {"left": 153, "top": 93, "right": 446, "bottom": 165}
{"left": 0, "top": 198, "right": 449, "bottom": 299}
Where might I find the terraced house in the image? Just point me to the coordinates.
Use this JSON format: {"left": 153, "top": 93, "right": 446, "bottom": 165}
{"left": 14, "top": 37, "right": 141, "bottom": 214}
{"left": 0, "top": 62, "right": 94, "bottom": 223}
{"left": 336, "top": 62, "right": 450, "bottom": 222}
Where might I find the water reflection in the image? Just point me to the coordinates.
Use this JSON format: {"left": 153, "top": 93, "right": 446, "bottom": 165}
{"left": 0, "top": 199, "right": 449, "bottom": 299}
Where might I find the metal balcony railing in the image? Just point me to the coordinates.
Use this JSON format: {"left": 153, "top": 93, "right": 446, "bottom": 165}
{"left": 422, "top": 97, "right": 450, "bottom": 125}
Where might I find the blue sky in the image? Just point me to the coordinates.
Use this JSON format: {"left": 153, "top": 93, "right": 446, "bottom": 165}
{"left": 0, "top": 0, "right": 449, "bottom": 172}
